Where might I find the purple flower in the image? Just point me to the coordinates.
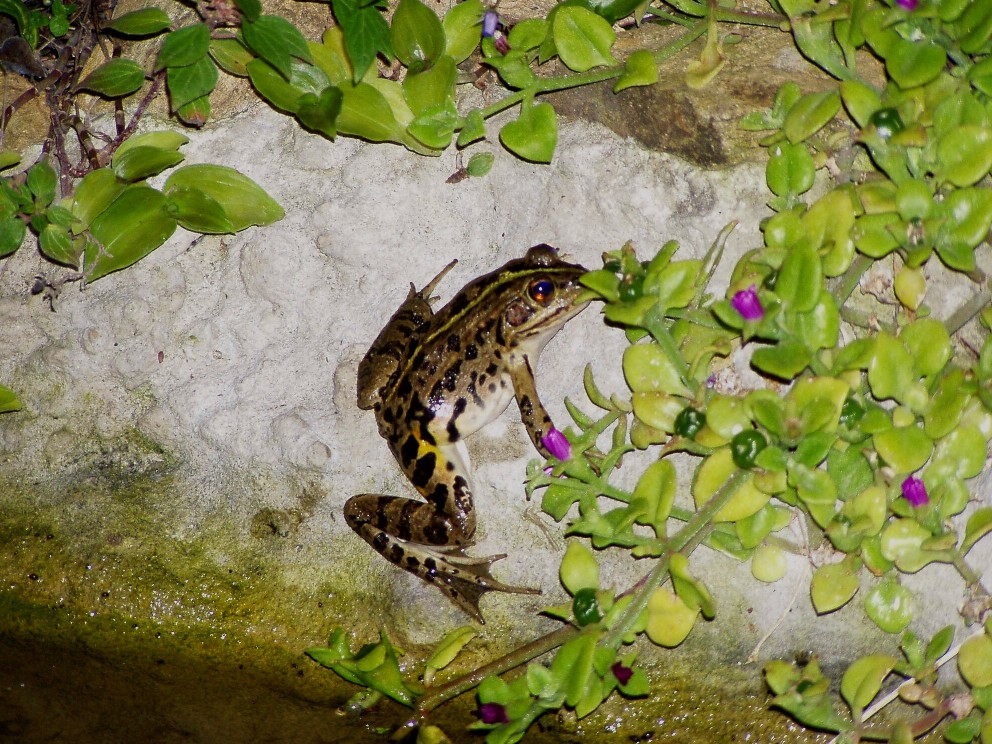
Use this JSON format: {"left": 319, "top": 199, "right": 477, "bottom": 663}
{"left": 611, "top": 661, "right": 633, "bottom": 686}
{"left": 901, "top": 476, "right": 929, "bottom": 507}
{"left": 478, "top": 702, "right": 509, "bottom": 724}
{"left": 731, "top": 285, "right": 764, "bottom": 321}
{"left": 542, "top": 427, "right": 571, "bottom": 460}
{"left": 896, "top": 0, "right": 918, "bottom": 10}
{"left": 482, "top": 9, "right": 500, "bottom": 38}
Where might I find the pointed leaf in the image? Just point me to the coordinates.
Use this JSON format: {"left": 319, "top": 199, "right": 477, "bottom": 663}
{"left": 163, "top": 164, "right": 283, "bottom": 231}
{"left": 156, "top": 23, "right": 210, "bottom": 70}
{"left": 76, "top": 58, "right": 145, "bottom": 98}
{"left": 165, "top": 186, "right": 236, "bottom": 233}
{"left": 167, "top": 55, "right": 219, "bottom": 111}
{"left": 553, "top": 6, "right": 617, "bottom": 72}
{"left": 0, "top": 385, "right": 22, "bottom": 413}
{"left": 105, "top": 8, "right": 172, "bottom": 36}
{"left": 85, "top": 186, "right": 177, "bottom": 281}
{"left": 242, "top": 15, "right": 313, "bottom": 80}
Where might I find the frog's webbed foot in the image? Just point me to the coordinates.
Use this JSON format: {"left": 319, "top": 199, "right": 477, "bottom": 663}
{"left": 432, "top": 548, "right": 541, "bottom": 623}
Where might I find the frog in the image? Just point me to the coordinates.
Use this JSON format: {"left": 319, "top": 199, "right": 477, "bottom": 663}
{"left": 345, "top": 244, "right": 588, "bottom": 622}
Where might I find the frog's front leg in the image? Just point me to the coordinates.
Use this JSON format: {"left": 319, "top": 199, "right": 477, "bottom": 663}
{"left": 343, "top": 440, "right": 538, "bottom": 623}
{"left": 509, "top": 356, "right": 561, "bottom": 459}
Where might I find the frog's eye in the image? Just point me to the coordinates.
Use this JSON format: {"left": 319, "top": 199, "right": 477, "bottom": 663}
{"left": 528, "top": 279, "right": 554, "bottom": 304}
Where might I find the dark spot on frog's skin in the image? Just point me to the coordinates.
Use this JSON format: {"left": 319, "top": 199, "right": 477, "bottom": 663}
{"left": 401, "top": 434, "right": 419, "bottom": 467}
{"left": 485, "top": 362, "right": 499, "bottom": 376}
{"left": 488, "top": 383, "right": 497, "bottom": 393}
{"left": 424, "top": 520, "right": 449, "bottom": 544}
{"left": 446, "top": 398, "right": 467, "bottom": 441}
{"left": 412, "top": 451, "right": 437, "bottom": 489}
{"left": 445, "top": 461, "right": 455, "bottom": 471}
{"left": 429, "top": 482, "right": 449, "bottom": 507}
{"left": 465, "top": 344, "right": 478, "bottom": 360}
{"left": 443, "top": 361, "right": 461, "bottom": 392}
{"left": 474, "top": 328, "right": 487, "bottom": 347}
{"left": 387, "top": 543, "right": 404, "bottom": 563}
{"left": 424, "top": 557, "right": 438, "bottom": 581}
{"left": 396, "top": 375, "right": 413, "bottom": 399}
{"left": 396, "top": 500, "right": 419, "bottom": 540}
{"left": 519, "top": 395, "right": 533, "bottom": 416}
{"left": 446, "top": 334, "right": 460, "bottom": 352}
{"left": 373, "top": 532, "right": 389, "bottom": 550}
{"left": 405, "top": 555, "right": 420, "bottom": 569}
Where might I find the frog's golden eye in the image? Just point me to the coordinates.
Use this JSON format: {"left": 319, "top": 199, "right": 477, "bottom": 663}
{"left": 528, "top": 279, "right": 554, "bottom": 304}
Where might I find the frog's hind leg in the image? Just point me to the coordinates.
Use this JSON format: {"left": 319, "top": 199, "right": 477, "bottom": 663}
{"left": 344, "top": 495, "right": 539, "bottom": 623}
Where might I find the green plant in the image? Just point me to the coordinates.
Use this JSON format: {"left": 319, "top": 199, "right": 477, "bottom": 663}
{"left": 306, "top": 0, "right": 992, "bottom": 741}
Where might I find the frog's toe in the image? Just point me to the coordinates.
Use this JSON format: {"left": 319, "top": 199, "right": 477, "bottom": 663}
{"left": 433, "top": 550, "right": 540, "bottom": 623}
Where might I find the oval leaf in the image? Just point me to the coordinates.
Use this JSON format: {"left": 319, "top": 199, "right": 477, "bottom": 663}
{"left": 76, "top": 58, "right": 145, "bottom": 98}
{"left": 163, "top": 164, "right": 283, "bottom": 231}
{"left": 105, "top": 8, "right": 172, "bottom": 36}
{"left": 85, "top": 185, "right": 177, "bottom": 281}
{"left": 553, "top": 6, "right": 617, "bottom": 72}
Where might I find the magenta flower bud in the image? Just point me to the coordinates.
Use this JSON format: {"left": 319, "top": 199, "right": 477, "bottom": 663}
{"left": 901, "top": 476, "right": 929, "bottom": 507}
{"left": 731, "top": 285, "right": 764, "bottom": 321}
{"left": 896, "top": 0, "right": 918, "bottom": 10}
{"left": 611, "top": 661, "right": 634, "bottom": 686}
{"left": 494, "top": 34, "right": 510, "bottom": 55}
{"left": 478, "top": 702, "right": 509, "bottom": 724}
{"left": 482, "top": 9, "right": 500, "bottom": 37}
{"left": 542, "top": 427, "right": 571, "bottom": 460}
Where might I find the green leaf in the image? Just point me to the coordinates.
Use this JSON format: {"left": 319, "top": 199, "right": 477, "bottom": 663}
{"left": 176, "top": 95, "right": 212, "bottom": 127}
{"left": 783, "top": 90, "right": 841, "bottom": 144}
{"left": 442, "top": 0, "right": 484, "bottom": 64}
{"left": 242, "top": 15, "right": 313, "bottom": 81}
{"left": 872, "top": 426, "right": 932, "bottom": 474}
{"left": 407, "top": 101, "right": 457, "bottom": 149}
{"left": 500, "top": 102, "right": 558, "bottom": 163}
{"left": 156, "top": 23, "right": 211, "bottom": 70}
{"left": 333, "top": 0, "right": 393, "bottom": 82}
{"left": 0, "top": 217, "right": 26, "bottom": 257}
{"left": 210, "top": 38, "right": 255, "bottom": 77}
{"left": 457, "top": 109, "right": 486, "bottom": 147}
{"left": 560, "top": 542, "right": 599, "bottom": 595}
{"left": 751, "top": 339, "right": 811, "bottom": 380}
{"left": 164, "top": 186, "right": 236, "bottom": 233}
{"left": 766, "top": 142, "right": 815, "bottom": 199}
{"left": 614, "top": 50, "right": 657, "bottom": 93}
{"left": 247, "top": 58, "right": 331, "bottom": 113}
{"left": 113, "top": 146, "right": 185, "bottom": 183}
{"left": 85, "top": 185, "right": 177, "bottom": 281}
{"left": 27, "top": 160, "right": 57, "bottom": 205}
{"left": 425, "top": 626, "right": 477, "bottom": 681}
{"left": 403, "top": 55, "right": 456, "bottom": 116}
{"left": 810, "top": 560, "right": 859, "bottom": 613}
{"left": 0, "top": 384, "right": 21, "bottom": 413}
{"left": 864, "top": 577, "right": 913, "bottom": 633}
{"left": 552, "top": 6, "right": 617, "bottom": 72}
{"left": 39, "top": 223, "right": 81, "bottom": 267}
{"left": 935, "top": 125, "right": 992, "bottom": 187}
{"left": 76, "top": 58, "right": 145, "bottom": 98}
{"left": 962, "top": 507, "right": 992, "bottom": 553}
{"left": 839, "top": 80, "right": 881, "bottom": 128}
{"left": 164, "top": 164, "right": 283, "bottom": 231}
{"left": 336, "top": 82, "right": 406, "bottom": 143}
{"left": 776, "top": 242, "right": 821, "bottom": 313}
{"left": 105, "top": 8, "right": 172, "bottom": 36}
{"left": 166, "top": 56, "right": 219, "bottom": 111}
{"left": 391, "top": 0, "right": 445, "bottom": 74}
{"left": 886, "top": 39, "right": 945, "bottom": 90}
{"left": 645, "top": 588, "right": 697, "bottom": 646}
{"left": 68, "top": 168, "right": 126, "bottom": 232}
{"left": 297, "top": 87, "right": 344, "bottom": 138}
{"left": 115, "top": 131, "right": 190, "bottom": 160}
{"left": 465, "top": 152, "right": 494, "bottom": 177}
{"left": 234, "top": 0, "right": 262, "bottom": 22}
{"left": 508, "top": 19, "right": 549, "bottom": 52}
{"left": 840, "top": 655, "right": 897, "bottom": 718}
{"left": 958, "top": 633, "right": 992, "bottom": 687}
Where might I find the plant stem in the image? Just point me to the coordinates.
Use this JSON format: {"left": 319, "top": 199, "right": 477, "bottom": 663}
{"left": 459, "top": 18, "right": 709, "bottom": 126}
{"left": 944, "top": 286, "right": 991, "bottom": 336}
{"left": 411, "top": 625, "right": 579, "bottom": 723}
